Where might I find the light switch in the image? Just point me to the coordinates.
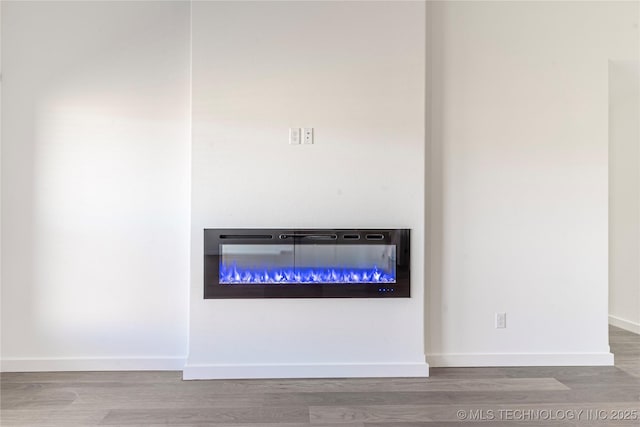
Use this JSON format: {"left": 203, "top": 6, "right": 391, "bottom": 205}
{"left": 289, "top": 128, "right": 301, "bottom": 145}
{"left": 495, "top": 312, "right": 506, "bottom": 329}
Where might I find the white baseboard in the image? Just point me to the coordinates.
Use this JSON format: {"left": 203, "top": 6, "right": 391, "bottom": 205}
{"left": 427, "top": 352, "right": 614, "bottom": 367}
{"left": 182, "top": 362, "right": 430, "bottom": 380}
{"left": 0, "top": 357, "right": 185, "bottom": 372}
{"left": 609, "top": 315, "right": 640, "bottom": 334}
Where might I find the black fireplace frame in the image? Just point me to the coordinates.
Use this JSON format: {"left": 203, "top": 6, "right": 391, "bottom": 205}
{"left": 204, "top": 228, "right": 410, "bottom": 299}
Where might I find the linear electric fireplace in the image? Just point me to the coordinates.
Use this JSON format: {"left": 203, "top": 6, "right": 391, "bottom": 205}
{"left": 204, "top": 229, "right": 410, "bottom": 298}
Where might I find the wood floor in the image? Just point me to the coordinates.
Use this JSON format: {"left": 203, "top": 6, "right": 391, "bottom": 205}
{"left": 2, "top": 326, "right": 639, "bottom": 426}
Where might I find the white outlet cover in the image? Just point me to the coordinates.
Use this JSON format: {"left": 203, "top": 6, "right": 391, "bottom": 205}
{"left": 302, "top": 128, "right": 313, "bottom": 144}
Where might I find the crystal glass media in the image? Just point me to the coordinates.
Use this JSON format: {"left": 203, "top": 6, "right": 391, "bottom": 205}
{"left": 220, "top": 244, "right": 396, "bottom": 284}
{"left": 204, "top": 229, "right": 410, "bottom": 298}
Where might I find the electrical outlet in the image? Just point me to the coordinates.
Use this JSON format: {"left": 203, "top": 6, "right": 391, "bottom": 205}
{"left": 289, "top": 128, "right": 301, "bottom": 145}
{"left": 495, "top": 312, "right": 506, "bottom": 329}
{"left": 302, "top": 128, "right": 313, "bottom": 144}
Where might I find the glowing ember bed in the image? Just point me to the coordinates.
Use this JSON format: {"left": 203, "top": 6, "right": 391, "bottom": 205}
{"left": 204, "top": 229, "right": 410, "bottom": 298}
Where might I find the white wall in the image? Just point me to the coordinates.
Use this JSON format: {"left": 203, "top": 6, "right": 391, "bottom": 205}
{"left": 1, "top": 1, "right": 191, "bottom": 371}
{"left": 186, "top": 1, "right": 427, "bottom": 379}
{"left": 3, "top": 0, "right": 637, "bottom": 375}
{"left": 427, "top": 1, "right": 639, "bottom": 367}
{"left": 609, "top": 60, "right": 640, "bottom": 334}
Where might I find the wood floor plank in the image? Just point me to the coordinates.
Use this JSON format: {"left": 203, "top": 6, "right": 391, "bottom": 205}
{"left": 0, "top": 409, "right": 109, "bottom": 426}
{"left": 66, "top": 387, "right": 266, "bottom": 409}
{"left": 364, "top": 423, "right": 583, "bottom": 427}
{"left": 7, "top": 376, "right": 562, "bottom": 394}
{"left": 126, "top": 377, "right": 568, "bottom": 394}
{"left": 309, "top": 402, "right": 640, "bottom": 424}
{"left": 0, "top": 371, "right": 182, "bottom": 384}
{"left": 80, "top": 386, "right": 589, "bottom": 411}
{"left": 364, "top": 422, "right": 640, "bottom": 427}
{"left": 430, "top": 366, "right": 637, "bottom": 382}
{"left": 98, "top": 424, "right": 364, "bottom": 427}
{"left": 618, "top": 366, "right": 640, "bottom": 379}
{"left": 309, "top": 404, "right": 437, "bottom": 424}
{"left": 1, "top": 393, "right": 76, "bottom": 410}
{"left": 266, "top": 388, "right": 640, "bottom": 407}
{"left": 100, "top": 406, "right": 310, "bottom": 425}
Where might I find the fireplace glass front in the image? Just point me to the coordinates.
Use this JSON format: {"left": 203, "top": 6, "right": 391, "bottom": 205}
{"left": 204, "top": 229, "right": 410, "bottom": 298}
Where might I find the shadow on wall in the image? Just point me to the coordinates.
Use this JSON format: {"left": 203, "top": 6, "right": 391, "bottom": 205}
{"left": 425, "top": 1, "right": 445, "bottom": 361}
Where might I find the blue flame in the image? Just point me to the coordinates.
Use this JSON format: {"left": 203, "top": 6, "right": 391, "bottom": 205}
{"left": 219, "top": 263, "right": 395, "bottom": 284}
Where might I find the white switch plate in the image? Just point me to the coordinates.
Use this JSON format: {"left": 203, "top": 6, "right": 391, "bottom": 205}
{"left": 302, "top": 128, "right": 313, "bottom": 144}
{"left": 495, "top": 312, "right": 506, "bottom": 329}
{"left": 289, "top": 128, "right": 301, "bottom": 145}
